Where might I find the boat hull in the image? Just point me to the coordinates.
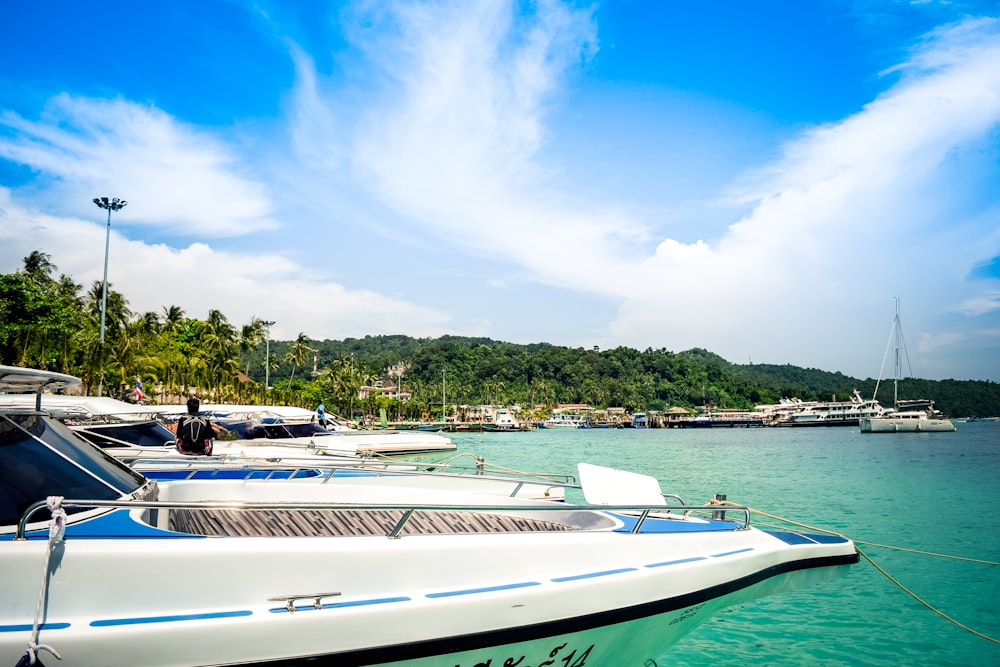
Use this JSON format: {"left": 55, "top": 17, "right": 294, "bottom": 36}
{"left": 860, "top": 417, "right": 956, "bottom": 432}
{"left": 1, "top": 526, "right": 854, "bottom": 667}
{"left": 681, "top": 419, "right": 765, "bottom": 428}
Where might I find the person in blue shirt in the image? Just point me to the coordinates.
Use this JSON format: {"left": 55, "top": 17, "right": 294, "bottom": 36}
{"left": 316, "top": 403, "right": 327, "bottom": 427}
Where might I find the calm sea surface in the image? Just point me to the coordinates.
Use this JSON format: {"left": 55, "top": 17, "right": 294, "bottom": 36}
{"left": 448, "top": 421, "right": 1000, "bottom": 667}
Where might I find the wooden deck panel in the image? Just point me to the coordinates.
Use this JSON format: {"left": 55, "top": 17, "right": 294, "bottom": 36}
{"left": 168, "top": 508, "right": 579, "bottom": 538}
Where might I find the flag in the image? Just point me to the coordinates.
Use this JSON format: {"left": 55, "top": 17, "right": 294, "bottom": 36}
{"left": 135, "top": 376, "right": 145, "bottom": 403}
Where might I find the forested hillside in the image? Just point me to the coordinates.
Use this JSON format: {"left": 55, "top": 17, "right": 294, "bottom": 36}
{"left": 257, "top": 335, "right": 1000, "bottom": 418}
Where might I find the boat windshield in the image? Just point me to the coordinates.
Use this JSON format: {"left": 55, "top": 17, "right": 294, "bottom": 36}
{"left": 0, "top": 412, "right": 146, "bottom": 526}
{"left": 74, "top": 420, "right": 176, "bottom": 448}
{"left": 245, "top": 422, "right": 331, "bottom": 439}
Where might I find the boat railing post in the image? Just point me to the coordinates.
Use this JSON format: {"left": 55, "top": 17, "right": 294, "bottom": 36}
{"left": 388, "top": 508, "right": 415, "bottom": 539}
{"left": 630, "top": 509, "right": 652, "bottom": 534}
{"left": 712, "top": 493, "right": 727, "bottom": 521}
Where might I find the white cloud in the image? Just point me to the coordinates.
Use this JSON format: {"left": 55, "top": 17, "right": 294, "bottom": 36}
{"left": 280, "top": 6, "right": 999, "bottom": 378}
{"left": 958, "top": 291, "right": 1000, "bottom": 316}
{"left": 0, "top": 190, "right": 458, "bottom": 341}
{"left": 604, "top": 17, "right": 1000, "bottom": 377}
{"left": 0, "top": 95, "right": 277, "bottom": 236}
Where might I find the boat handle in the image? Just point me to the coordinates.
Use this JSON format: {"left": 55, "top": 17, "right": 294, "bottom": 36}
{"left": 267, "top": 592, "right": 342, "bottom": 612}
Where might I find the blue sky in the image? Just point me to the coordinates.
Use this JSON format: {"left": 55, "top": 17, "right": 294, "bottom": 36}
{"left": 1, "top": 0, "right": 998, "bottom": 381}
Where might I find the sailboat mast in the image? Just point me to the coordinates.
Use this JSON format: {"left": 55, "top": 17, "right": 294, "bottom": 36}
{"left": 893, "top": 297, "right": 901, "bottom": 409}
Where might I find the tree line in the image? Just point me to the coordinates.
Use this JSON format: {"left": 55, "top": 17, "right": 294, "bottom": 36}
{"left": 3, "top": 251, "right": 998, "bottom": 418}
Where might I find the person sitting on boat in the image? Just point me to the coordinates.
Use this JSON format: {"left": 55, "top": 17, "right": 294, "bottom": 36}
{"left": 316, "top": 402, "right": 327, "bottom": 428}
{"left": 175, "top": 396, "right": 214, "bottom": 456}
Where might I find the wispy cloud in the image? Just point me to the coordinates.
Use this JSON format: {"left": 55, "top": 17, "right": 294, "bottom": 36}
{"left": 285, "top": 0, "right": 648, "bottom": 293}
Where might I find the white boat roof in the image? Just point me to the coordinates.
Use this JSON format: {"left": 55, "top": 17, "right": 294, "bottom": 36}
{"left": 0, "top": 365, "right": 80, "bottom": 393}
{"left": 193, "top": 404, "right": 316, "bottom": 419}
{"left": 0, "top": 393, "right": 165, "bottom": 419}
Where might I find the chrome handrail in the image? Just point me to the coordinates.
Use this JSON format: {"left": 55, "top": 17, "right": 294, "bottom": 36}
{"left": 122, "top": 456, "right": 578, "bottom": 488}
{"left": 15, "top": 498, "right": 750, "bottom": 540}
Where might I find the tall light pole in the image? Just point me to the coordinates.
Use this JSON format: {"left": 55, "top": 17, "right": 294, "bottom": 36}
{"left": 442, "top": 369, "right": 446, "bottom": 422}
{"left": 92, "top": 196, "right": 127, "bottom": 397}
{"left": 263, "top": 320, "right": 275, "bottom": 389}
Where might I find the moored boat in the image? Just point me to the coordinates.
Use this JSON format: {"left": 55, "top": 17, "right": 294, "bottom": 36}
{"left": 860, "top": 399, "right": 956, "bottom": 433}
{"left": 679, "top": 410, "right": 766, "bottom": 428}
{"left": 0, "top": 393, "right": 458, "bottom": 461}
{"left": 776, "top": 390, "right": 889, "bottom": 427}
{"left": 539, "top": 413, "right": 588, "bottom": 428}
{"left": 860, "top": 300, "right": 956, "bottom": 434}
{"left": 1, "top": 365, "right": 859, "bottom": 666}
{"left": 483, "top": 406, "right": 523, "bottom": 431}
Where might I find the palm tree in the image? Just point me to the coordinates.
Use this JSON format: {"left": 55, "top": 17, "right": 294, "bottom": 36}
{"left": 237, "top": 318, "right": 266, "bottom": 378}
{"left": 21, "top": 250, "right": 56, "bottom": 287}
{"left": 199, "top": 310, "right": 239, "bottom": 396}
{"left": 161, "top": 305, "right": 185, "bottom": 335}
{"left": 83, "top": 280, "right": 130, "bottom": 395}
{"left": 530, "top": 378, "right": 555, "bottom": 409}
{"left": 285, "top": 333, "right": 313, "bottom": 387}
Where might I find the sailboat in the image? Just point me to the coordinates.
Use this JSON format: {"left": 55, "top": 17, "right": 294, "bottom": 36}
{"left": 860, "top": 299, "right": 956, "bottom": 433}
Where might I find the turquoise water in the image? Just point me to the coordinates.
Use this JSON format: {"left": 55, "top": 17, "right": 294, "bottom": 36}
{"left": 447, "top": 422, "right": 1000, "bottom": 666}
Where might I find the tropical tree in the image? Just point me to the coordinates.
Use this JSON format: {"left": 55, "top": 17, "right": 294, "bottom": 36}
{"left": 198, "top": 310, "right": 239, "bottom": 397}
{"left": 238, "top": 318, "right": 266, "bottom": 376}
{"left": 286, "top": 333, "right": 313, "bottom": 387}
{"left": 21, "top": 250, "right": 56, "bottom": 287}
{"left": 161, "top": 305, "right": 185, "bottom": 335}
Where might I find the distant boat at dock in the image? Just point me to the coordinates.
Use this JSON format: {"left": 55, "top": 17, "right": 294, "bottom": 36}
{"left": 678, "top": 410, "right": 766, "bottom": 428}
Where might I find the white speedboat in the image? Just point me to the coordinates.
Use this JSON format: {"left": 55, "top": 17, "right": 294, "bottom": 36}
{"left": 30, "top": 397, "right": 566, "bottom": 502}
{"left": 0, "top": 393, "right": 458, "bottom": 460}
{"left": 1, "top": 366, "right": 858, "bottom": 667}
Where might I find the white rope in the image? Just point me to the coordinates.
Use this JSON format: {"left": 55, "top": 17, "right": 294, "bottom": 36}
{"left": 23, "top": 496, "right": 65, "bottom": 665}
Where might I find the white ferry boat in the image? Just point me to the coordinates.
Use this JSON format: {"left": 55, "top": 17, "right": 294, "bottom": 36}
{"left": 775, "top": 390, "right": 889, "bottom": 427}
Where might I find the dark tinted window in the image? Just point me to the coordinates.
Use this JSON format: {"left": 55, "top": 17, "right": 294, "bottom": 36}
{"left": 75, "top": 421, "right": 176, "bottom": 448}
{"left": 0, "top": 413, "right": 143, "bottom": 525}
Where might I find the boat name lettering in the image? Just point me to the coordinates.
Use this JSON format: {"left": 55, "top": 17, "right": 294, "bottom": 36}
{"left": 668, "top": 604, "right": 704, "bottom": 626}
{"left": 458, "top": 642, "right": 594, "bottom": 667}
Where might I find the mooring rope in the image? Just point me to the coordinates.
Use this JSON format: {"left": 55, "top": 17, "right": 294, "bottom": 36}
{"left": 18, "top": 496, "right": 66, "bottom": 666}
{"left": 855, "top": 545, "right": 1000, "bottom": 645}
{"left": 852, "top": 540, "right": 997, "bottom": 565}
{"left": 709, "top": 498, "right": 1000, "bottom": 645}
